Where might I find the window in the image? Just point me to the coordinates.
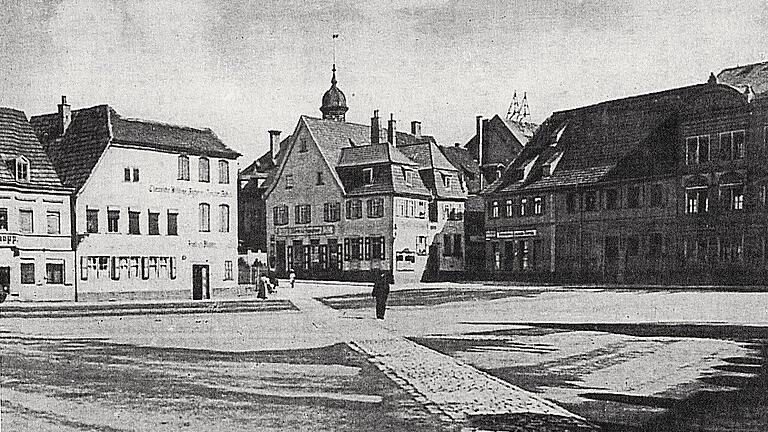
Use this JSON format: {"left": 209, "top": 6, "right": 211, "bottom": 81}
{"left": 720, "top": 130, "right": 745, "bottom": 160}
{"left": 346, "top": 200, "right": 362, "bottom": 219}
{"left": 316, "top": 171, "right": 324, "bottom": 185}
{"left": 534, "top": 197, "right": 543, "bottom": 215}
{"left": 219, "top": 204, "right": 230, "bottom": 232}
{"left": 686, "top": 188, "right": 708, "bottom": 213}
{"left": 367, "top": 198, "right": 384, "bottom": 218}
{"left": 685, "top": 135, "right": 710, "bottom": 164}
{"left": 363, "top": 168, "right": 374, "bottom": 185}
{"left": 371, "top": 236, "right": 385, "bottom": 260}
{"left": 627, "top": 186, "right": 640, "bottom": 209}
{"left": 124, "top": 167, "right": 131, "bottom": 182}
{"left": 15, "top": 156, "right": 29, "bottom": 182}
{"left": 505, "top": 199, "right": 514, "bottom": 218}
{"left": 722, "top": 185, "right": 744, "bottom": 211}
{"left": 46, "top": 263, "right": 64, "bottom": 284}
{"left": 285, "top": 173, "right": 294, "bottom": 189}
{"left": 273, "top": 205, "right": 289, "bottom": 225}
{"left": 148, "top": 211, "right": 160, "bottom": 235}
{"left": 349, "top": 237, "right": 362, "bottom": 260}
{"left": 295, "top": 204, "right": 311, "bottom": 224}
{"left": 566, "top": 193, "right": 577, "bottom": 213}
{"left": 442, "top": 173, "right": 451, "bottom": 190}
{"left": 520, "top": 198, "right": 528, "bottom": 216}
{"left": 199, "top": 157, "right": 210, "bottom": 182}
{"left": 21, "top": 262, "right": 34, "bottom": 284}
{"left": 217, "top": 160, "right": 230, "bottom": 184}
{"left": 128, "top": 211, "right": 141, "bottom": 234}
{"left": 323, "top": 202, "right": 341, "bottom": 222}
{"left": 178, "top": 155, "right": 190, "bottom": 180}
{"left": 605, "top": 189, "right": 619, "bottom": 210}
{"left": 224, "top": 260, "right": 233, "bottom": 280}
{"left": 199, "top": 203, "right": 210, "bottom": 232}
{"left": 0, "top": 208, "right": 7, "bottom": 230}
{"left": 443, "top": 234, "right": 453, "bottom": 256}
{"left": 490, "top": 200, "right": 500, "bottom": 219}
{"left": 46, "top": 211, "right": 60, "bottom": 234}
{"left": 86, "top": 209, "right": 99, "bottom": 233}
{"left": 19, "top": 209, "right": 33, "bottom": 233}
{"left": 108, "top": 210, "right": 119, "bottom": 233}
{"left": 649, "top": 185, "right": 664, "bottom": 208}
{"left": 584, "top": 192, "right": 597, "bottom": 211}
{"left": 167, "top": 211, "right": 178, "bottom": 235}
{"left": 299, "top": 138, "right": 308, "bottom": 152}
{"left": 416, "top": 236, "right": 428, "bottom": 255}
{"left": 133, "top": 168, "right": 139, "bottom": 182}
{"left": 403, "top": 169, "right": 413, "bottom": 186}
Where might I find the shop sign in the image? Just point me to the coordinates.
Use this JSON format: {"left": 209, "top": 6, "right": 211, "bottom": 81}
{"left": 497, "top": 229, "right": 538, "bottom": 239}
{"left": 484, "top": 230, "right": 497, "bottom": 240}
{"left": 276, "top": 225, "right": 335, "bottom": 237}
{"left": 188, "top": 240, "right": 217, "bottom": 248}
{"left": 0, "top": 234, "right": 18, "bottom": 246}
{"left": 148, "top": 185, "right": 232, "bottom": 198}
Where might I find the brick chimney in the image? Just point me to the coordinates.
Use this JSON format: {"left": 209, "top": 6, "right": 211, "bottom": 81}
{"left": 387, "top": 114, "right": 397, "bottom": 147}
{"left": 411, "top": 121, "right": 421, "bottom": 138}
{"left": 58, "top": 95, "right": 71, "bottom": 135}
{"left": 268, "top": 130, "right": 281, "bottom": 161}
{"left": 370, "top": 110, "right": 380, "bottom": 144}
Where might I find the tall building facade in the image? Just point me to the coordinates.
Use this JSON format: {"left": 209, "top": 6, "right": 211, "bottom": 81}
{"left": 32, "top": 99, "right": 240, "bottom": 301}
{"left": 482, "top": 63, "right": 768, "bottom": 285}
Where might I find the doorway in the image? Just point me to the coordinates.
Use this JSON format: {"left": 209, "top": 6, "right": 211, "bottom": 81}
{"left": 192, "top": 264, "right": 209, "bottom": 300}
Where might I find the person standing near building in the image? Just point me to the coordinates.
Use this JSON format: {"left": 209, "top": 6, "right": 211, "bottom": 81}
{"left": 372, "top": 271, "right": 390, "bottom": 320}
{"left": 289, "top": 269, "right": 296, "bottom": 289}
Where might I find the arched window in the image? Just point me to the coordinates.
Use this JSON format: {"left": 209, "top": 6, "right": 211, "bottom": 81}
{"left": 199, "top": 203, "right": 210, "bottom": 232}
{"left": 219, "top": 204, "right": 230, "bottom": 232}
{"left": 178, "top": 155, "right": 189, "bottom": 180}
{"left": 199, "top": 157, "right": 210, "bottom": 182}
{"left": 15, "top": 156, "right": 29, "bottom": 182}
{"left": 719, "top": 172, "right": 744, "bottom": 211}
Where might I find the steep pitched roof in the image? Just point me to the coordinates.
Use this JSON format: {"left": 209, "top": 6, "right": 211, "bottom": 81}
{"left": 484, "top": 83, "right": 708, "bottom": 195}
{"left": 464, "top": 114, "right": 536, "bottom": 159}
{"left": 718, "top": 61, "right": 768, "bottom": 97}
{"left": 31, "top": 105, "right": 239, "bottom": 192}
{"left": 337, "top": 143, "right": 418, "bottom": 167}
{"left": 397, "top": 141, "right": 457, "bottom": 172}
{"left": 439, "top": 145, "right": 481, "bottom": 194}
{"left": 0, "top": 108, "right": 67, "bottom": 190}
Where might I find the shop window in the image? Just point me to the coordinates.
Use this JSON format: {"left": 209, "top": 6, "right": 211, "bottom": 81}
{"left": 178, "top": 155, "right": 190, "bottom": 180}
{"left": 218, "top": 160, "right": 230, "bottom": 184}
{"left": 167, "top": 211, "right": 178, "bottom": 235}
{"left": 148, "top": 211, "right": 160, "bottom": 235}
{"left": 19, "top": 209, "right": 33, "bottom": 233}
{"left": 224, "top": 260, "right": 233, "bottom": 280}
{"left": 108, "top": 210, "right": 120, "bottom": 233}
{"left": 395, "top": 250, "right": 416, "bottom": 271}
{"left": 46, "top": 211, "right": 60, "bottom": 235}
{"left": 219, "top": 205, "right": 230, "bottom": 232}
{"left": 199, "top": 203, "right": 210, "bottom": 232}
{"left": 199, "top": 157, "right": 210, "bottom": 182}
{"left": 0, "top": 208, "right": 7, "bottom": 230}
{"left": 21, "top": 262, "right": 35, "bottom": 284}
{"left": 128, "top": 211, "right": 141, "bottom": 234}
{"left": 86, "top": 209, "right": 99, "bottom": 233}
{"left": 367, "top": 198, "right": 384, "bottom": 218}
{"left": 323, "top": 202, "right": 341, "bottom": 222}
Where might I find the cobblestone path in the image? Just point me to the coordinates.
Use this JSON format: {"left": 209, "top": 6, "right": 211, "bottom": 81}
{"left": 290, "top": 296, "right": 597, "bottom": 431}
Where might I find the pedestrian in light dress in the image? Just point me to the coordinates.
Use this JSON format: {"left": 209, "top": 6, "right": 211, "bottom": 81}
{"left": 371, "top": 271, "right": 390, "bottom": 319}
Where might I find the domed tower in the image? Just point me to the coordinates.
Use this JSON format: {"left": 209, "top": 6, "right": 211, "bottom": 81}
{"left": 320, "top": 64, "right": 348, "bottom": 122}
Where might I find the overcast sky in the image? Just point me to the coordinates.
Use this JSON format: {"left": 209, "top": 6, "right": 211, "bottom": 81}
{"left": 2, "top": 0, "right": 767, "bottom": 163}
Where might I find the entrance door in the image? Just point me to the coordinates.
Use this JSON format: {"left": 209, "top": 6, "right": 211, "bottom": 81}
{"left": 0, "top": 266, "right": 9, "bottom": 289}
{"left": 604, "top": 236, "right": 619, "bottom": 281}
{"left": 275, "top": 241, "right": 286, "bottom": 275}
{"left": 192, "top": 265, "right": 209, "bottom": 300}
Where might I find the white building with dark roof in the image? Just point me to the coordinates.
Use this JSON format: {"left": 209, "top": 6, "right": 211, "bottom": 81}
{"left": 0, "top": 107, "right": 74, "bottom": 301}
{"left": 31, "top": 97, "right": 240, "bottom": 301}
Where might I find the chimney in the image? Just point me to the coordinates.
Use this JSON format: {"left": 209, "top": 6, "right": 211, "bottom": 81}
{"left": 476, "top": 115, "right": 483, "bottom": 187}
{"left": 268, "top": 130, "right": 281, "bottom": 161}
{"left": 58, "top": 95, "right": 71, "bottom": 135}
{"left": 454, "top": 142, "right": 460, "bottom": 148}
{"left": 387, "top": 113, "right": 397, "bottom": 147}
{"left": 411, "top": 121, "right": 422, "bottom": 138}
{"left": 371, "top": 110, "right": 380, "bottom": 144}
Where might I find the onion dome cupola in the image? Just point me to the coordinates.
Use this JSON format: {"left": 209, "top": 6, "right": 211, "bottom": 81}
{"left": 320, "top": 64, "right": 348, "bottom": 122}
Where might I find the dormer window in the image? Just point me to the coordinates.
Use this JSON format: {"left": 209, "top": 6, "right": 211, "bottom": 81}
{"left": 15, "top": 156, "right": 30, "bottom": 182}
{"left": 402, "top": 168, "right": 413, "bottom": 186}
{"left": 363, "top": 168, "right": 374, "bottom": 185}
{"left": 442, "top": 173, "right": 451, "bottom": 190}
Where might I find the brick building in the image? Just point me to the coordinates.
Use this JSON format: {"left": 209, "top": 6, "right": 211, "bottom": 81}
{"left": 32, "top": 98, "right": 240, "bottom": 301}
{"left": 481, "top": 63, "right": 768, "bottom": 285}
{"left": 0, "top": 107, "right": 74, "bottom": 301}
{"left": 262, "top": 66, "right": 467, "bottom": 283}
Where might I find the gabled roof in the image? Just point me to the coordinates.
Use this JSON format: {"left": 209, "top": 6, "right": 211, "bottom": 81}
{"left": 397, "top": 141, "right": 457, "bottom": 172}
{"left": 439, "top": 145, "right": 481, "bottom": 194}
{"left": 718, "top": 61, "right": 768, "bottom": 97}
{"left": 464, "top": 114, "right": 537, "bottom": 159}
{"left": 0, "top": 108, "right": 67, "bottom": 190}
{"left": 502, "top": 116, "right": 539, "bottom": 144}
{"left": 483, "top": 83, "right": 709, "bottom": 195}
{"left": 31, "top": 105, "right": 239, "bottom": 192}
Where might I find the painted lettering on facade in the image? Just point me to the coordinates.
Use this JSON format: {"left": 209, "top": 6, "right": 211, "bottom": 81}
{"left": 148, "top": 185, "right": 232, "bottom": 198}
{"left": 486, "top": 229, "right": 537, "bottom": 239}
{"left": 0, "top": 234, "right": 18, "bottom": 246}
{"left": 276, "top": 225, "right": 335, "bottom": 237}
{"left": 188, "top": 240, "right": 218, "bottom": 248}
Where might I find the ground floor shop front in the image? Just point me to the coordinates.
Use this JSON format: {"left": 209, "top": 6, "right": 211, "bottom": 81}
{"left": 0, "top": 239, "right": 75, "bottom": 301}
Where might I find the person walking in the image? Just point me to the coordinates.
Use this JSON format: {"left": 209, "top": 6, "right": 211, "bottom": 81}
{"left": 371, "top": 270, "right": 390, "bottom": 320}
{"left": 289, "top": 269, "right": 296, "bottom": 289}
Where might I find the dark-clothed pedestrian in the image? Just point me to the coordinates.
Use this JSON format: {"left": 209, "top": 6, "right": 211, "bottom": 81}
{"left": 257, "top": 273, "right": 268, "bottom": 300}
{"left": 371, "top": 271, "right": 390, "bottom": 319}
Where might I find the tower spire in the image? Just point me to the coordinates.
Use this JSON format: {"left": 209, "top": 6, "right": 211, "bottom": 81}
{"left": 331, "top": 63, "right": 337, "bottom": 86}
